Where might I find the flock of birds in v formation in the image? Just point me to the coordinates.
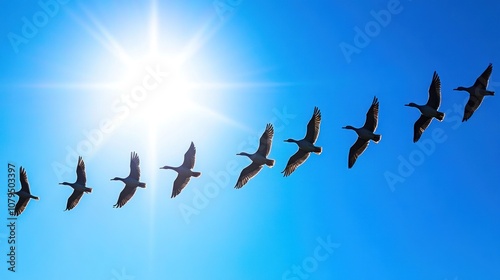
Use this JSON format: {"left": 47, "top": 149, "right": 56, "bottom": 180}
{"left": 11, "top": 63, "right": 494, "bottom": 215}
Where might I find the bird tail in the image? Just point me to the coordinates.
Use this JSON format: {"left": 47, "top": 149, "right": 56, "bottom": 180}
{"left": 32, "top": 195, "right": 39, "bottom": 200}
{"left": 373, "top": 134, "right": 382, "bottom": 143}
{"left": 486, "top": 90, "right": 495, "bottom": 96}
{"left": 139, "top": 183, "right": 146, "bottom": 188}
{"left": 436, "top": 111, "right": 445, "bottom": 121}
{"left": 314, "top": 147, "right": 322, "bottom": 154}
{"left": 266, "top": 159, "right": 275, "bottom": 167}
{"left": 192, "top": 171, "right": 202, "bottom": 177}
{"left": 85, "top": 187, "right": 93, "bottom": 193}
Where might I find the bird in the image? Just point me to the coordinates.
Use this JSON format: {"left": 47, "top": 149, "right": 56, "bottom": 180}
{"left": 235, "top": 123, "right": 275, "bottom": 188}
{"left": 282, "top": 107, "right": 322, "bottom": 177}
{"left": 160, "top": 142, "right": 202, "bottom": 198}
{"left": 343, "top": 96, "right": 381, "bottom": 168}
{"left": 111, "top": 152, "right": 146, "bottom": 208}
{"left": 59, "top": 156, "right": 92, "bottom": 211}
{"left": 13, "top": 167, "right": 39, "bottom": 216}
{"left": 405, "top": 71, "right": 445, "bottom": 142}
{"left": 454, "top": 63, "right": 494, "bottom": 121}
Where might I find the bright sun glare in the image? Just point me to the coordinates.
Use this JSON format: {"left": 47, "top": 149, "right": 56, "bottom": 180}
{"left": 121, "top": 53, "right": 193, "bottom": 125}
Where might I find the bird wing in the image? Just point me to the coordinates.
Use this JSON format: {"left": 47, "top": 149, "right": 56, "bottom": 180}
{"left": 473, "top": 63, "right": 493, "bottom": 90}
{"left": 348, "top": 138, "right": 369, "bottom": 168}
{"left": 19, "top": 166, "right": 31, "bottom": 193}
{"left": 14, "top": 197, "right": 30, "bottom": 216}
{"left": 171, "top": 175, "right": 192, "bottom": 198}
{"left": 363, "top": 97, "right": 379, "bottom": 132}
{"left": 256, "top": 123, "right": 274, "bottom": 156}
{"left": 66, "top": 190, "right": 84, "bottom": 211}
{"left": 181, "top": 142, "right": 197, "bottom": 169}
{"left": 113, "top": 185, "right": 138, "bottom": 208}
{"left": 129, "top": 152, "right": 141, "bottom": 180}
{"left": 463, "top": 95, "right": 484, "bottom": 122}
{"left": 305, "top": 107, "right": 321, "bottom": 143}
{"left": 76, "top": 156, "right": 87, "bottom": 185}
{"left": 282, "top": 149, "right": 310, "bottom": 177}
{"left": 413, "top": 115, "right": 432, "bottom": 143}
{"left": 235, "top": 162, "right": 263, "bottom": 189}
{"left": 427, "top": 71, "right": 441, "bottom": 109}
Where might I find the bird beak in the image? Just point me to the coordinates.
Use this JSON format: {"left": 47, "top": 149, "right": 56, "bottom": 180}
{"left": 404, "top": 104, "right": 409, "bottom": 106}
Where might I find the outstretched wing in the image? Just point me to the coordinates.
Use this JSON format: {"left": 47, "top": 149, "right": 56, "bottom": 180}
{"left": 473, "top": 63, "right": 493, "bottom": 90}
{"left": 413, "top": 115, "right": 432, "bottom": 143}
{"left": 282, "top": 150, "right": 310, "bottom": 177}
{"left": 113, "top": 185, "right": 137, "bottom": 208}
{"left": 14, "top": 197, "right": 30, "bottom": 216}
{"left": 256, "top": 123, "right": 274, "bottom": 156}
{"left": 348, "top": 138, "right": 369, "bottom": 168}
{"left": 305, "top": 107, "right": 321, "bottom": 143}
{"left": 66, "top": 190, "right": 84, "bottom": 211}
{"left": 181, "top": 142, "right": 197, "bottom": 169}
{"left": 463, "top": 95, "right": 484, "bottom": 122}
{"left": 427, "top": 71, "right": 441, "bottom": 109}
{"left": 235, "top": 162, "right": 263, "bottom": 189}
{"left": 19, "top": 166, "right": 31, "bottom": 193}
{"left": 129, "top": 152, "right": 141, "bottom": 180}
{"left": 363, "top": 97, "right": 379, "bottom": 132}
{"left": 171, "top": 175, "right": 192, "bottom": 198}
{"left": 76, "top": 156, "right": 87, "bottom": 185}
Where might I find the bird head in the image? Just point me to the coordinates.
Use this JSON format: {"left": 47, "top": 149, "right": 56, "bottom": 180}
{"left": 342, "top": 126, "right": 355, "bottom": 130}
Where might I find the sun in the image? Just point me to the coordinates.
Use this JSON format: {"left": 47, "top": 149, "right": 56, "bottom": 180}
{"left": 120, "top": 53, "right": 194, "bottom": 122}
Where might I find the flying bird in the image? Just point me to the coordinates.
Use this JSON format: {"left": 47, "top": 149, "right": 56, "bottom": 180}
{"left": 235, "top": 123, "right": 275, "bottom": 188}
{"left": 160, "top": 142, "right": 201, "bottom": 198}
{"left": 59, "top": 156, "right": 92, "bottom": 211}
{"left": 405, "top": 71, "right": 445, "bottom": 142}
{"left": 454, "top": 63, "right": 494, "bottom": 121}
{"left": 282, "top": 107, "right": 322, "bottom": 177}
{"left": 13, "top": 167, "right": 39, "bottom": 216}
{"left": 111, "top": 152, "right": 146, "bottom": 208}
{"left": 343, "top": 96, "right": 381, "bottom": 168}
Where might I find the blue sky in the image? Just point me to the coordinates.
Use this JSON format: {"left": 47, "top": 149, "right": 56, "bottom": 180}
{"left": 1, "top": 0, "right": 499, "bottom": 279}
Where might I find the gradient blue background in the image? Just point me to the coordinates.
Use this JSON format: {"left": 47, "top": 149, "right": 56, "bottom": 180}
{"left": 1, "top": 0, "right": 499, "bottom": 279}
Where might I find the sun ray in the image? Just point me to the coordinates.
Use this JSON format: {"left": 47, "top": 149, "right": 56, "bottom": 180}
{"left": 149, "top": 0, "right": 159, "bottom": 55}
{"left": 68, "top": 6, "right": 132, "bottom": 65}
{"left": 17, "top": 1, "right": 281, "bottom": 154}
{"left": 11, "top": 82, "right": 122, "bottom": 90}
{"left": 177, "top": 16, "right": 224, "bottom": 65}
{"left": 189, "top": 81, "right": 295, "bottom": 90}
{"left": 189, "top": 101, "right": 250, "bottom": 130}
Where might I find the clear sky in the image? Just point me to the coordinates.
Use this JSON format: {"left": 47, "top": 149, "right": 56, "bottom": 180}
{"left": 1, "top": 0, "right": 499, "bottom": 279}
